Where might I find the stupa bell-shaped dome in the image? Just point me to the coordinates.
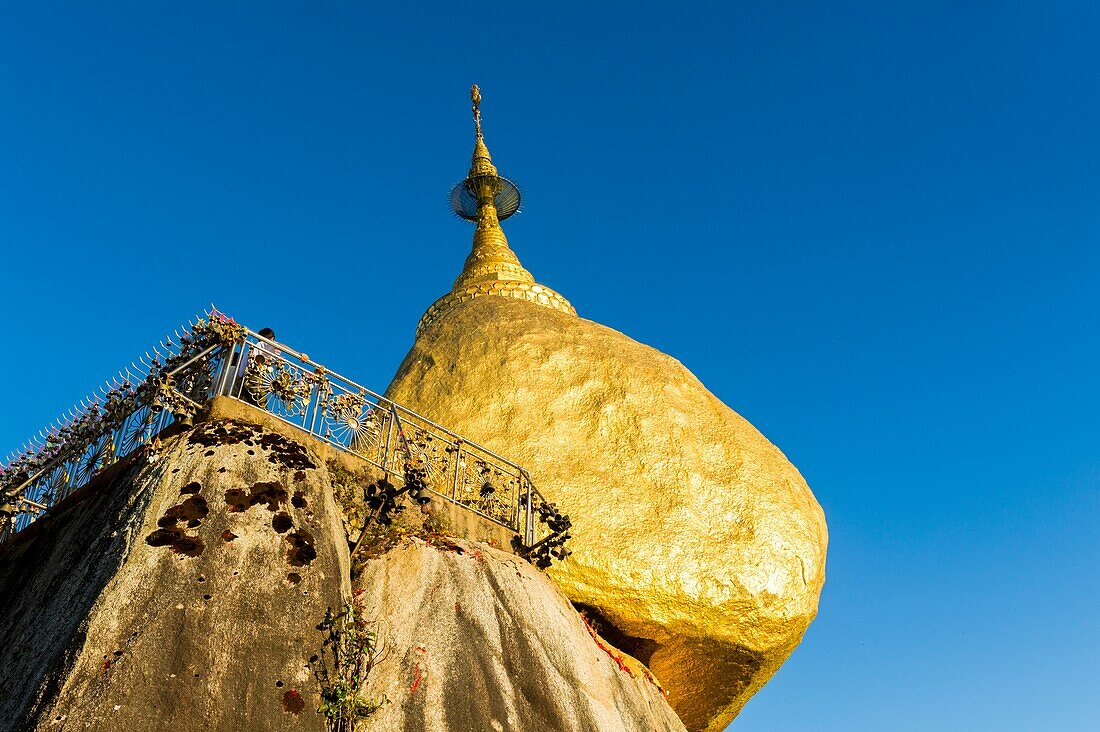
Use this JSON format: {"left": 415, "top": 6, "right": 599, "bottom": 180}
{"left": 386, "top": 86, "right": 828, "bottom": 732}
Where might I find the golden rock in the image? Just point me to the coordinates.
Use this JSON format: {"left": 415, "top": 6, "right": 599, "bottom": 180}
{"left": 385, "top": 87, "right": 828, "bottom": 731}
{"left": 387, "top": 297, "right": 827, "bottom": 731}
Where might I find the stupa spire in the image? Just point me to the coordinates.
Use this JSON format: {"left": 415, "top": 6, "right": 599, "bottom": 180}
{"left": 467, "top": 84, "right": 496, "bottom": 178}
{"left": 416, "top": 86, "right": 577, "bottom": 336}
{"left": 452, "top": 85, "right": 533, "bottom": 290}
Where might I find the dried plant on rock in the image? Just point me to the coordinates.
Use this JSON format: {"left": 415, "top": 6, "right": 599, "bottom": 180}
{"left": 309, "top": 602, "right": 389, "bottom": 731}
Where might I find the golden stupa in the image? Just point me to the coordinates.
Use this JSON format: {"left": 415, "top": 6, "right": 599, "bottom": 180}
{"left": 386, "top": 87, "right": 828, "bottom": 732}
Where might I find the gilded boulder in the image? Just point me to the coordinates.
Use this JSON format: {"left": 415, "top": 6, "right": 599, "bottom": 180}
{"left": 386, "top": 296, "right": 828, "bottom": 731}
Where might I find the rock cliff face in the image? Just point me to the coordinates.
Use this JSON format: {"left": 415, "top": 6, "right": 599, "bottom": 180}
{"left": 0, "top": 419, "right": 350, "bottom": 732}
{"left": 386, "top": 296, "right": 829, "bottom": 731}
{"left": 0, "top": 413, "right": 688, "bottom": 731}
{"left": 354, "top": 538, "right": 685, "bottom": 732}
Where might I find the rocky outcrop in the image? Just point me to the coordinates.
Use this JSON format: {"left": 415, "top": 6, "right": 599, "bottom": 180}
{"left": 0, "top": 420, "right": 350, "bottom": 732}
{"left": 354, "top": 537, "right": 685, "bottom": 732}
{"left": 0, "top": 412, "right": 688, "bottom": 732}
{"left": 386, "top": 295, "right": 829, "bottom": 731}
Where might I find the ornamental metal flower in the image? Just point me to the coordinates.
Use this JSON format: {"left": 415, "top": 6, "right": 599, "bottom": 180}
{"left": 324, "top": 392, "right": 381, "bottom": 451}
{"left": 245, "top": 357, "right": 312, "bottom": 416}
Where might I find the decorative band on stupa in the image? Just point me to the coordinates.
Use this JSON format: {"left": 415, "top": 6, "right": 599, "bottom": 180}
{"left": 416, "top": 85, "right": 577, "bottom": 336}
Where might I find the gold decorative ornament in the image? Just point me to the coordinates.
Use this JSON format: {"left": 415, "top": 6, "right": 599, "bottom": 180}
{"left": 386, "top": 87, "right": 829, "bottom": 731}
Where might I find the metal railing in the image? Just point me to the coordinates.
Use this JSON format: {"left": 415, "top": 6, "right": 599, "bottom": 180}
{"left": 0, "top": 309, "right": 551, "bottom": 547}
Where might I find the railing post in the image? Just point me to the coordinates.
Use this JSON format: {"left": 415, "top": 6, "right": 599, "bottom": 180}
{"left": 512, "top": 475, "right": 520, "bottom": 530}
{"left": 219, "top": 338, "right": 244, "bottom": 399}
{"left": 307, "top": 380, "right": 321, "bottom": 438}
{"left": 451, "top": 442, "right": 463, "bottom": 501}
{"left": 382, "top": 405, "right": 396, "bottom": 478}
{"left": 208, "top": 344, "right": 225, "bottom": 401}
{"left": 303, "top": 372, "right": 323, "bottom": 433}
{"left": 216, "top": 341, "right": 231, "bottom": 396}
{"left": 234, "top": 338, "right": 252, "bottom": 401}
{"left": 525, "top": 479, "right": 534, "bottom": 545}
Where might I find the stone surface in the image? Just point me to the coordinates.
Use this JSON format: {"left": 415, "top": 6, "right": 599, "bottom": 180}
{"left": 354, "top": 537, "right": 686, "bottom": 732}
{"left": 0, "top": 407, "right": 694, "bottom": 732}
{"left": 386, "top": 296, "right": 829, "bottom": 731}
{"left": 0, "top": 419, "right": 350, "bottom": 732}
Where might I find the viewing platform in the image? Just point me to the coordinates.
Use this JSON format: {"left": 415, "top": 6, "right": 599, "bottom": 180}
{"left": 0, "top": 309, "right": 571, "bottom": 566}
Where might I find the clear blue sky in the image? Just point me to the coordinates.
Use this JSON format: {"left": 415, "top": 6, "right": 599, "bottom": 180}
{"left": 1, "top": 3, "right": 1098, "bottom": 730}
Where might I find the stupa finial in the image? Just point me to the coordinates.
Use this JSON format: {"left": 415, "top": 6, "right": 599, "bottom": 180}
{"left": 472, "top": 84, "right": 483, "bottom": 138}
{"left": 466, "top": 84, "right": 499, "bottom": 181}
{"left": 416, "top": 86, "right": 577, "bottom": 336}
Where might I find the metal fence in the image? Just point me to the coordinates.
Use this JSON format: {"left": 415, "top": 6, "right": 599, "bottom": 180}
{"left": 0, "top": 309, "right": 551, "bottom": 547}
